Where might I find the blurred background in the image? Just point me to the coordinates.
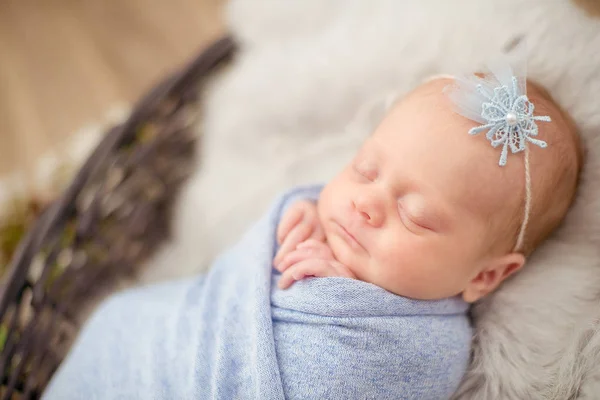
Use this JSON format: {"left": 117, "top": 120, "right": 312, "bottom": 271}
{"left": 0, "top": 0, "right": 224, "bottom": 186}
{"left": 0, "top": 0, "right": 224, "bottom": 269}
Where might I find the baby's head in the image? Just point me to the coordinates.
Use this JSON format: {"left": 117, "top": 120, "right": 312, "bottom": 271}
{"left": 318, "top": 76, "right": 582, "bottom": 302}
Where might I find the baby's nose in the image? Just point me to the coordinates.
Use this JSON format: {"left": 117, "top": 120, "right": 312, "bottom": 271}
{"left": 353, "top": 195, "right": 384, "bottom": 227}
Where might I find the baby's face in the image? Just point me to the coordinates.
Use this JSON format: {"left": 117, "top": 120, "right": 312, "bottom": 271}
{"left": 318, "top": 79, "right": 524, "bottom": 301}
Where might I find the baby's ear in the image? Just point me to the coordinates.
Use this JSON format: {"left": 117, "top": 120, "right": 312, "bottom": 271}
{"left": 462, "top": 253, "right": 526, "bottom": 303}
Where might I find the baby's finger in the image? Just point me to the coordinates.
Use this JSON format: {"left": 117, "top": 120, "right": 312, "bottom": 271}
{"left": 276, "top": 205, "right": 305, "bottom": 245}
{"left": 329, "top": 261, "right": 357, "bottom": 279}
{"left": 277, "top": 259, "right": 338, "bottom": 289}
{"left": 274, "top": 222, "right": 313, "bottom": 265}
{"left": 295, "top": 239, "right": 318, "bottom": 249}
{"left": 297, "top": 238, "right": 329, "bottom": 249}
{"left": 295, "top": 239, "right": 333, "bottom": 259}
{"left": 276, "top": 247, "right": 319, "bottom": 273}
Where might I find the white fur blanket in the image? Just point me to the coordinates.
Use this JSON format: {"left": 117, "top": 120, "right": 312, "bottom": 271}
{"left": 143, "top": 1, "right": 600, "bottom": 398}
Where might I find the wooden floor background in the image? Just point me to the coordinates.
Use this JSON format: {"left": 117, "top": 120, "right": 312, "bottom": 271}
{"left": 0, "top": 0, "right": 224, "bottom": 182}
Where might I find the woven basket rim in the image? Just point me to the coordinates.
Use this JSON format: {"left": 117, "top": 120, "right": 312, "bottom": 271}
{"left": 0, "top": 35, "right": 236, "bottom": 399}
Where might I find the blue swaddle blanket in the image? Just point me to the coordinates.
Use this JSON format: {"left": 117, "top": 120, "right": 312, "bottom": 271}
{"left": 44, "top": 185, "right": 472, "bottom": 399}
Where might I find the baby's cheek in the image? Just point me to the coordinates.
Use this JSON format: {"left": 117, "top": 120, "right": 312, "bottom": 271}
{"left": 376, "top": 231, "right": 413, "bottom": 266}
{"left": 373, "top": 244, "right": 414, "bottom": 280}
{"left": 376, "top": 241, "right": 435, "bottom": 281}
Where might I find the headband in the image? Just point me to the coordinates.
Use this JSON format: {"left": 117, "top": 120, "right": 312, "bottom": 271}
{"left": 444, "top": 58, "right": 551, "bottom": 251}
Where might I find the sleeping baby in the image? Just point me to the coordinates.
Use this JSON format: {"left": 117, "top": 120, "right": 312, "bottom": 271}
{"left": 260, "top": 70, "right": 582, "bottom": 399}
{"left": 43, "top": 61, "right": 582, "bottom": 400}
{"left": 274, "top": 75, "right": 581, "bottom": 303}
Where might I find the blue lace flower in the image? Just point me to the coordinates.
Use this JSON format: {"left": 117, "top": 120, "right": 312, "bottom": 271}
{"left": 468, "top": 76, "right": 551, "bottom": 166}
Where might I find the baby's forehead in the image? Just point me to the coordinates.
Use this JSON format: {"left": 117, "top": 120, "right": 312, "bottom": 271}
{"left": 375, "top": 78, "right": 525, "bottom": 214}
{"left": 390, "top": 76, "right": 572, "bottom": 157}
{"left": 387, "top": 78, "right": 465, "bottom": 129}
{"left": 406, "top": 77, "right": 568, "bottom": 138}
{"left": 388, "top": 75, "right": 578, "bottom": 215}
{"left": 406, "top": 78, "right": 456, "bottom": 105}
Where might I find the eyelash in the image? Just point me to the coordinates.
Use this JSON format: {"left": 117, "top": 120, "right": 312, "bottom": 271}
{"left": 398, "top": 204, "right": 430, "bottom": 232}
{"left": 353, "top": 164, "right": 377, "bottom": 182}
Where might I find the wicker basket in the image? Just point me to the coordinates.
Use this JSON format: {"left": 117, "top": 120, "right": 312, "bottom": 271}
{"left": 0, "top": 36, "right": 235, "bottom": 400}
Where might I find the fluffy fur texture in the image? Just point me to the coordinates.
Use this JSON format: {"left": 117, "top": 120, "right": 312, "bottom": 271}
{"left": 142, "top": 1, "right": 600, "bottom": 398}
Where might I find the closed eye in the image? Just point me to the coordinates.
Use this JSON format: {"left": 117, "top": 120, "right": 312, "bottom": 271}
{"left": 353, "top": 161, "right": 378, "bottom": 182}
{"left": 398, "top": 203, "right": 433, "bottom": 233}
{"left": 399, "top": 210, "right": 423, "bottom": 232}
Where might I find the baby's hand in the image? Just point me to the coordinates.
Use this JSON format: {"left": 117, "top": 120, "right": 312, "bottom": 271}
{"left": 274, "top": 200, "right": 325, "bottom": 267}
{"left": 276, "top": 239, "right": 356, "bottom": 289}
